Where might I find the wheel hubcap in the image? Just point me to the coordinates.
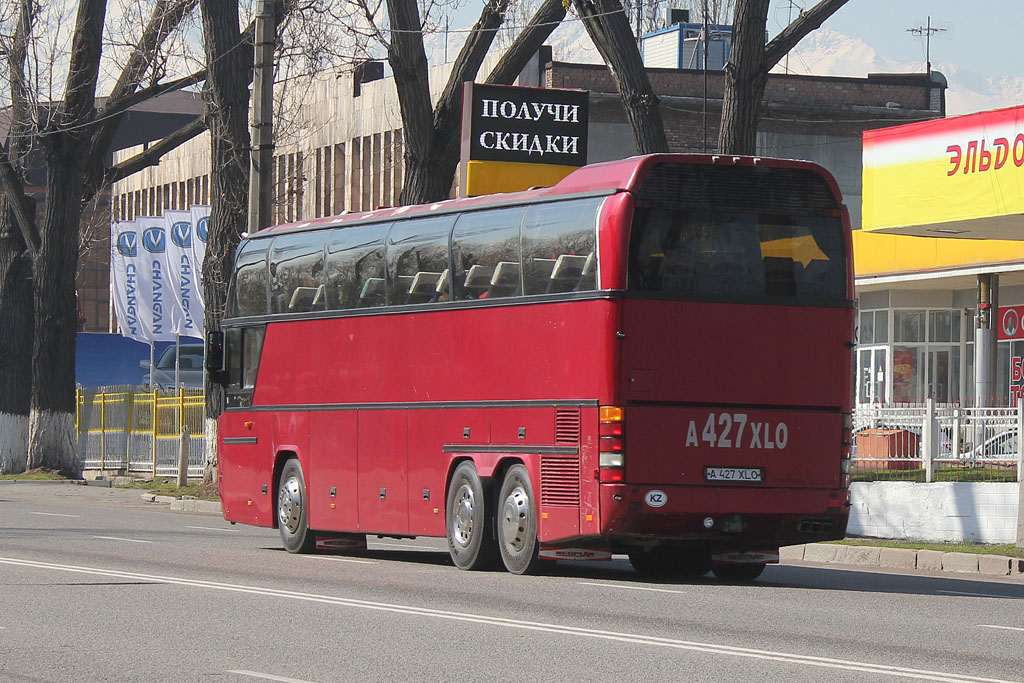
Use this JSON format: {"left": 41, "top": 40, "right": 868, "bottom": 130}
{"left": 278, "top": 476, "right": 303, "bottom": 533}
{"left": 452, "top": 484, "right": 475, "bottom": 548}
{"left": 501, "top": 485, "right": 530, "bottom": 552}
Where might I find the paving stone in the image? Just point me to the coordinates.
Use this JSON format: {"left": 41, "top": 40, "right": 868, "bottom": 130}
{"left": 845, "top": 546, "right": 881, "bottom": 566}
{"left": 941, "top": 552, "right": 979, "bottom": 573}
{"left": 879, "top": 547, "right": 917, "bottom": 569}
{"left": 778, "top": 545, "right": 805, "bottom": 561}
{"left": 804, "top": 544, "right": 845, "bottom": 563}
{"left": 978, "top": 555, "right": 1011, "bottom": 576}
{"left": 917, "top": 549, "right": 944, "bottom": 572}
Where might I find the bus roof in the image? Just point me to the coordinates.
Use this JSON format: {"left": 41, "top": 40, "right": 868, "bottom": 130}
{"left": 255, "top": 153, "right": 836, "bottom": 236}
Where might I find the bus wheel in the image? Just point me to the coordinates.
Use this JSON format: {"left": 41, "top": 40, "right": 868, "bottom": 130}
{"left": 277, "top": 459, "right": 315, "bottom": 554}
{"left": 497, "top": 464, "right": 542, "bottom": 575}
{"left": 711, "top": 562, "right": 766, "bottom": 582}
{"left": 446, "top": 462, "right": 498, "bottom": 570}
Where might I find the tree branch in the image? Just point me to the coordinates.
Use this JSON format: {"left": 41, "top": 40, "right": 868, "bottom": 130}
{"left": 103, "top": 116, "right": 208, "bottom": 186}
{"left": 0, "top": 139, "right": 40, "bottom": 257}
{"left": 764, "top": 0, "right": 849, "bottom": 68}
{"left": 486, "top": 0, "right": 565, "bottom": 85}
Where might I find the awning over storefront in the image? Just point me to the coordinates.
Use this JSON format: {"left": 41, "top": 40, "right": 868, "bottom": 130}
{"left": 862, "top": 105, "right": 1024, "bottom": 239}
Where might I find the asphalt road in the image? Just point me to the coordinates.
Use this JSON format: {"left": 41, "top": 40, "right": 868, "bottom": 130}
{"left": 1, "top": 482, "right": 1022, "bottom": 683}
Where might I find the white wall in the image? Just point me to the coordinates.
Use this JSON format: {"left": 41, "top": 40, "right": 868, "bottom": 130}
{"left": 848, "top": 481, "right": 1020, "bottom": 544}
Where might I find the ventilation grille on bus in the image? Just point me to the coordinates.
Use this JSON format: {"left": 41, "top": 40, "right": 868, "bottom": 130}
{"left": 541, "top": 457, "right": 581, "bottom": 506}
{"left": 636, "top": 163, "right": 839, "bottom": 215}
{"left": 555, "top": 409, "right": 581, "bottom": 445}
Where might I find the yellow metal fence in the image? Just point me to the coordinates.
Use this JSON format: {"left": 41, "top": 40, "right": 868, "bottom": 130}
{"left": 77, "top": 387, "right": 206, "bottom": 477}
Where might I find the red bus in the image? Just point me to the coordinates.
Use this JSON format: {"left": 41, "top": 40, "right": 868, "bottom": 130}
{"left": 208, "top": 153, "right": 854, "bottom": 580}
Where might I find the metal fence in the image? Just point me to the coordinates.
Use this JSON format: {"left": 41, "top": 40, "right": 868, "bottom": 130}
{"left": 77, "top": 386, "right": 206, "bottom": 478}
{"left": 853, "top": 400, "right": 1023, "bottom": 482}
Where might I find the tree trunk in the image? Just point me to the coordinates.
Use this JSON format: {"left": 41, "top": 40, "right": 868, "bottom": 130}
{"left": 718, "top": 0, "right": 849, "bottom": 155}
{"left": 0, "top": 207, "right": 32, "bottom": 474}
{"left": 27, "top": 145, "right": 87, "bottom": 478}
{"left": 717, "top": 0, "right": 769, "bottom": 155}
{"left": 200, "top": 0, "right": 252, "bottom": 482}
{"left": 573, "top": 0, "right": 668, "bottom": 154}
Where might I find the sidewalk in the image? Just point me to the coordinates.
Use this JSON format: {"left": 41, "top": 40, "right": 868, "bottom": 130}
{"left": 782, "top": 542, "right": 1024, "bottom": 579}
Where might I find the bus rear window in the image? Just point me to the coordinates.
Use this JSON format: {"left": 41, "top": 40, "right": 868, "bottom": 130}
{"left": 628, "top": 208, "right": 846, "bottom": 303}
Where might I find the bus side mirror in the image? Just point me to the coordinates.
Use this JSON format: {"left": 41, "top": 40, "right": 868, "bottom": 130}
{"left": 206, "top": 331, "right": 224, "bottom": 373}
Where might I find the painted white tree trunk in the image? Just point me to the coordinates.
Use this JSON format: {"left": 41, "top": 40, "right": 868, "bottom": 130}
{"left": 27, "top": 410, "right": 80, "bottom": 477}
{"left": 204, "top": 416, "right": 218, "bottom": 484}
{"left": 0, "top": 413, "right": 29, "bottom": 474}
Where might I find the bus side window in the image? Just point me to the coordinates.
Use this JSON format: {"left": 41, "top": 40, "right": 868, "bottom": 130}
{"left": 450, "top": 207, "right": 524, "bottom": 300}
{"left": 225, "top": 328, "right": 242, "bottom": 388}
{"left": 385, "top": 216, "right": 453, "bottom": 306}
{"left": 522, "top": 198, "right": 600, "bottom": 295}
{"left": 325, "top": 224, "right": 387, "bottom": 310}
{"left": 231, "top": 240, "right": 271, "bottom": 317}
{"left": 269, "top": 231, "right": 327, "bottom": 314}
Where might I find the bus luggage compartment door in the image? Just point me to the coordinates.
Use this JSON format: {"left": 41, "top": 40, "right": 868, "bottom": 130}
{"left": 626, "top": 406, "right": 840, "bottom": 489}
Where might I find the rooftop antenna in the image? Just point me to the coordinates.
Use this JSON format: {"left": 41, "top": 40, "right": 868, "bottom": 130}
{"left": 907, "top": 16, "right": 946, "bottom": 77}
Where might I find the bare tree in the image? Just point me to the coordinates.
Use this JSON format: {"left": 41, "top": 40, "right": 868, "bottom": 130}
{"left": 572, "top": 0, "right": 668, "bottom": 154}
{"left": 0, "top": 0, "right": 35, "bottom": 474}
{"left": 374, "top": 0, "right": 569, "bottom": 205}
{"left": 718, "top": 0, "right": 849, "bottom": 155}
{"left": 0, "top": 0, "right": 207, "bottom": 476}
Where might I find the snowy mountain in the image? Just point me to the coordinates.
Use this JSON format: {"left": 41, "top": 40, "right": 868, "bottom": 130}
{"left": 776, "top": 28, "right": 1022, "bottom": 116}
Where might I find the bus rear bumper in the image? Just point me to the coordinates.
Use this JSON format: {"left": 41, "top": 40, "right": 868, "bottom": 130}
{"left": 597, "top": 483, "right": 850, "bottom": 548}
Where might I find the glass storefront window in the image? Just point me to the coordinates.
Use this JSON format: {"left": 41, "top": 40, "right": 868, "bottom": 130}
{"left": 893, "top": 346, "right": 923, "bottom": 402}
{"left": 894, "top": 311, "right": 924, "bottom": 342}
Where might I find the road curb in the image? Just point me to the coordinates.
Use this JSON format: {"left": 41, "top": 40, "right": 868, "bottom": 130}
{"left": 785, "top": 543, "right": 1024, "bottom": 578}
{"left": 140, "top": 491, "right": 221, "bottom": 514}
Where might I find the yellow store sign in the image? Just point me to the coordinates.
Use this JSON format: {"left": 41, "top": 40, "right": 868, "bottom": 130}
{"left": 863, "top": 105, "right": 1024, "bottom": 235}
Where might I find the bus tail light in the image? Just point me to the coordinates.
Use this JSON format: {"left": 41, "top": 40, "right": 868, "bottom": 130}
{"left": 599, "top": 406, "right": 625, "bottom": 482}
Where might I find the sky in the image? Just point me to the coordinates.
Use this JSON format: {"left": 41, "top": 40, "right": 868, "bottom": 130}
{"left": 769, "top": 0, "right": 1017, "bottom": 81}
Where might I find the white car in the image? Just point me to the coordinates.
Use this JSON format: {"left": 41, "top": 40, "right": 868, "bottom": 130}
{"left": 141, "top": 344, "right": 204, "bottom": 389}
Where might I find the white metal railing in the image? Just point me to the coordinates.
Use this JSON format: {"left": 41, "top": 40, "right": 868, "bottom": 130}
{"left": 852, "top": 400, "right": 1023, "bottom": 482}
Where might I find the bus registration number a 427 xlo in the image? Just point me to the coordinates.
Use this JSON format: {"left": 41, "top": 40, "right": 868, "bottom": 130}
{"left": 704, "top": 467, "right": 764, "bottom": 483}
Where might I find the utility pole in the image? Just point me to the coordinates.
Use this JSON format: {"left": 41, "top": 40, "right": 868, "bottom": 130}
{"left": 249, "top": 0, "right": 276, "bottom": 234}
{"left": 907, "top": 15, "right": 946, "bottom": 77}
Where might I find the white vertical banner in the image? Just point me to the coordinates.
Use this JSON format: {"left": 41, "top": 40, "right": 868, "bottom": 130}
{"left": 190, "top": 205, "right": 211, "bottom": 307}
{"left": 110, "top": 220, "right": 146, "bottom": 343}
{"left": 165, "top": 210, "right": 204, "bottom": 338}
{"left": 136, "top": 216, "right": 178, "bottom": 342}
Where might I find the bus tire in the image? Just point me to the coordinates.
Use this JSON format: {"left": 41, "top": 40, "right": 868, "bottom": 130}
{"left": 277, "top": 458, "right": 316, "bottom": 554}
{"left": 446, "top": 462, "right": 499, "bottom": 570}
{"left": 711, "top": 562, "right": 766, "bottom": 582}
{"left": 497, "top": 464, "right": 542, "bottom": 575}
{"left": 629, "top": 548, "right": 711, "bottom": 579}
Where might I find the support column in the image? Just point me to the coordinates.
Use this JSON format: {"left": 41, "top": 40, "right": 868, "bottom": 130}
{"left": 974, "top": 274, "right": 998, "bottom": 407}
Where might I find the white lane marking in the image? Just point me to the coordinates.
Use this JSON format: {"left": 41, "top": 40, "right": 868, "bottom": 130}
{"left": 187, "top": 526, "right": 239, "bottom": 533}
{"left": 368, "top": 541, "right": 439, "bottom": 551}
{"left": 29, "top": 512, "right": 81, "bottom": 518}
{"left": 979, "top": 625, "right": 1024, "bottom": 633}
{"left": 227, "top": 670, "right": 317, "bottom": 683}
{"left": 0, "top": 556, "right": 1012, "bottom": 683}
{"left": 93, "top": 536, "right": 152, "bottom": 544}
{"left": 579, "top": 581, "right": 687, "bottom": 595}
{"left": 938, "top": 590, "right": 1019, "bottom": 599}
{"left": 304, "top": 556, "right": 376, "bottom": 565}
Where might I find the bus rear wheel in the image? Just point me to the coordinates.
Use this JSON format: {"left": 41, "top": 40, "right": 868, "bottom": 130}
{"left": 277, "top": 458, "right": 315, "bottom": 554}
{"left": 446, "top": 462, "right": 499, "bottom": 570}
{"left": 497, "top": 464, "right": 543, "bottom": 575}
{"left": 711, "top": 562, "right": 766, "bottom": 582}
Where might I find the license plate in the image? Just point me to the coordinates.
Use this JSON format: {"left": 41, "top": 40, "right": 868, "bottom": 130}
{"left": 705, "top": 467, "right": 764, "bottom": 483}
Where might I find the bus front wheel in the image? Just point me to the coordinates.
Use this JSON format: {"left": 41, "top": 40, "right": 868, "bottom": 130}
{"left": 497, "top": 464, "right": 543, "bottom": 575}
{"left": 446, "top": 462, "right": 499, "bottom": 570}
{"left": 277, "top": 458, "right": 315, "bottom": 554}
